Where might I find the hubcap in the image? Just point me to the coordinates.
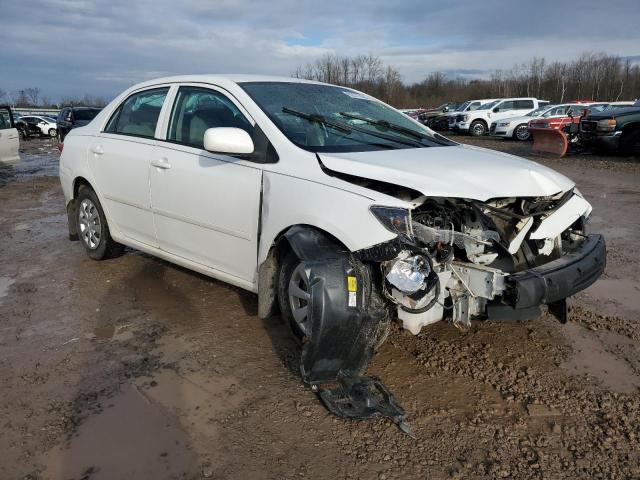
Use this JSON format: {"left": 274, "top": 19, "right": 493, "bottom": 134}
{"left": 288, "top": 263, "right": 311, "bottom": 336}
{"left": 78, "top": 199, "right": 102, "bottom": 250}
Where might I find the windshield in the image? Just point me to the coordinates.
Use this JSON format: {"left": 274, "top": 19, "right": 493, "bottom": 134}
{"left": 456, "top": 101, "right": 470, "bottom": 112}
{"left": 241, "top": 82, "right": 454, "bottom": 152}
{"left": 526, "top": 106, "right": 551, "bottom": 117}
{"left": 477, "top": 100, "right": 499, "bottom": 110}
{"left": 75, "top": 109, "right": 101, "bottom": 121}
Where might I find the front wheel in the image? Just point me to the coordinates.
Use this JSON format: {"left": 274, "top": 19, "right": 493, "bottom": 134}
{"left": 470, "top": 120, "right": 487, "bottom": 136}
{"left": 278, "top": 252, "right": 310, "bottom": 342}
{"left": 48, "top": 128, "right": 57, "bottom": 137}
{"left": 76, "top": 186, "right": 124, "bottom": 260}
{"left": 514, "top": 124, "right": 530, "bottom": 141}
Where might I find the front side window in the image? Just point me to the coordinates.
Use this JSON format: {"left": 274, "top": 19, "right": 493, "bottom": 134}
{"left": 241, "top": 82, "right": 454, "bottom": 152}
{"left": 477, "top": 100, "right": 499, "bottom": 110}
{"left": 498, "top": 101, "right": 515, "bottom": 110}
{"left": 0, "top": 108, "right": 12, "bottom": 130}
{"left": 106, "top": 88, "right": 168, "bottom": 138}
{"left": 167, "top": 86, "right": 252, "bottom": 148}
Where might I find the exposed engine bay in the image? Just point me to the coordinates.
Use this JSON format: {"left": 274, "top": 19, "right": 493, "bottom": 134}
{"left": 368, "top": 191, "right": 595, "bottom": 334}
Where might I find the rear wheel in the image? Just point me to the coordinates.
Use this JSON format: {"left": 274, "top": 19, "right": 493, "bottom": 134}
{"left": 470, "top": 120, "right": 487, "bottom": 136}
{"left": 76, "top": 186, "right": 124, "bottom": 260}
{"left": 514, "top": 124, "right": 530, "bottom": 141}
{"left": 48, "top": 128, "right": 57, "bottom": 137}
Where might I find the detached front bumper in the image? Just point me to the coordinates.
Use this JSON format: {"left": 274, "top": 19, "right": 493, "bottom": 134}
{"left": 506, "top": 234, "right": 606, "bottom": 309}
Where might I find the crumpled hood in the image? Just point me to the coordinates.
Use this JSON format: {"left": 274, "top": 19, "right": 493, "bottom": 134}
{"left": 319, "top": 144, "right": 575, "bottom": 202}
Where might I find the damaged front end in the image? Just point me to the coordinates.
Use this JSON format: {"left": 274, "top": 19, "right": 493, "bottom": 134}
{"left": 281, "top": 190, "right": 604, "bottom": 433}
{"left": 358, "top": 190, "right": 606, "bottom": 334}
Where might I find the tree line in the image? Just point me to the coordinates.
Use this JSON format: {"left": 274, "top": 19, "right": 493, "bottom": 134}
{"left": 0, "top": 87, "right": 108, "bottom": 109}
{"left": 294, "top": 52, "right": 640, "bottom": 108}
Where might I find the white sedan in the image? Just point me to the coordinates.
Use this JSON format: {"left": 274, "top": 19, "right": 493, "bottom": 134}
{"left": 19, "top": 115, "right": 58, "bottom": 137}
{"left": 58, "top": 75, "right": 606, "bottom": 424}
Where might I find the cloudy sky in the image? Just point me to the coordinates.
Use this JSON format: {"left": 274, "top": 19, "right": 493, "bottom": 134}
{"left": 2, "top": 0, "right": 640, "bottom": 102}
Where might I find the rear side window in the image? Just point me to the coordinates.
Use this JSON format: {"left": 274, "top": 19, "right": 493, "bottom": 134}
{"left": 515, "top": 100, "right": 534, "bottom": 109}
{"left": 105, "top": 87, "right": 169, "bottom": 138}
{"left": 167, "top": 86, "right": 252, "bottom": 148}
{"left": 0, "top": 108, "right": 13, "bottom": 130}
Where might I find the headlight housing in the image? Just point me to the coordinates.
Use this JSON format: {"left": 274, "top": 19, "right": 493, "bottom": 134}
{"left": 370, "top": 206, "right": 411, "bottom": 236}
{"left": 596, "top": 118, "right": 616, "bottom": 132}
{"left": 461, "top": 114, "right": 469, "bottom": 122}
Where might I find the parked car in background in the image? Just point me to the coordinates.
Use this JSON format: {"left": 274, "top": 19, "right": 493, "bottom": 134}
{"left": 0, "top": 105, "right": 20, "bottom": 165}
{"left": 490, "top": 104, "right": 557, "bottom": 140}
{"left": 56, "top": 107, "right": 102, "bottom": 142}
{"left": 429, "top": 99, "right": 498, "bottom": 131}
{"left": 58, "top": 75, "right": 606, "bottom": 423}
{"left": 19, "top": 115, "right": 58, "bottom": 137}
{"left": 580, "top": 104, "right": 640, "bottom": 155}
{"left": 13, "top": 114, "right": 41, "bottom": 139}
{"left": 453, "top": 98, "right": 549, "bottom": 136}
{"left": 418, "top": 102, "right": 460, "bottom": 125}
{"left": 527, "top": 103, "right": 601, "bottom": 133}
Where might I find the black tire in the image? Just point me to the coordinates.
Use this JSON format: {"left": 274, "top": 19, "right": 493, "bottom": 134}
{"left": 277, "top": 251, "right": 307, "bottom": 342}
{"left": 470, "top": 120, "right": 487, "bottom": 136}
{"left": 48, "top": 128, "right": 57, "bottom": 137}
{"left": 76, "top": 185, "right": 124, "bottom": 260}
{"left": 620, "top": 129, "right": 640, "bottom": 156}
{"left": 513, "top": 124, "right": 531, "bottom": 141}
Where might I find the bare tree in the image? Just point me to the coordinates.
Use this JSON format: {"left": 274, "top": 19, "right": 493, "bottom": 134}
{"left": 24, "top": 87, "right": 41, "bottom": 106}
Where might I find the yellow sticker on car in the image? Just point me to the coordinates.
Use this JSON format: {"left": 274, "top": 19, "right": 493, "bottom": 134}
{"left": 347, "top": 276, "right": 357, "bottom": 292}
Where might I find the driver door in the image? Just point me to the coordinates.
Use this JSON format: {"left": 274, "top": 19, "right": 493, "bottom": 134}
{"left": 150, "top": 85, "right": 262, "bottom": 283}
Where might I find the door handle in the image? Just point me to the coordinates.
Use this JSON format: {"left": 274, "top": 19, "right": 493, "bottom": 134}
{"left": 91, "top": 145, "right": 104, "bottom": 155}
{"left": 151, "top": 158, "right": 172, "bottom": 170}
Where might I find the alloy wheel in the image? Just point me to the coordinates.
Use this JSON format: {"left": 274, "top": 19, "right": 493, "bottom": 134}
{"left": 78, "top": 199, "right": 102, "bottom": 250}
{"left": 515, "top": 125, "right": 530, "bottom": 141}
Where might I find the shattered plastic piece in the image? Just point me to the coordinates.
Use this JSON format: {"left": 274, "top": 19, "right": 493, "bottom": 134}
{"left": 318, "top": 374, "right": 413, "bottom": 436}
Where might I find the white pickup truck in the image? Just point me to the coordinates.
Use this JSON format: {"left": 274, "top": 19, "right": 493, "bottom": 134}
{"left": 452, "top": 98, "right": 549, "bottom": 136}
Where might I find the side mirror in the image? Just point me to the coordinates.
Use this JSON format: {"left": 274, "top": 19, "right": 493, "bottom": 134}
{"left": 493, "top": 107, "right": 500, "bottom": 113}
{"left": 204, "top": 127, "right": 254, "bottom": 154}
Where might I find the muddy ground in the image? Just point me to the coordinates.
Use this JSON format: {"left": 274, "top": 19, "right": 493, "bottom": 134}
{"left": 0, "top": 134, "right": 639, "bottom": 480}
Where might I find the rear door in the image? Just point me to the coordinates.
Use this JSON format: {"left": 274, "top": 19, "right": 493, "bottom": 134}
{"left": 88, "top": 86, "right": 170, "bottom": 247}
{"left": 150, "top": 84, "right": 263, "bottom": 283}
{"left": 0, "top": 107, "right": 20, "bottom": 165}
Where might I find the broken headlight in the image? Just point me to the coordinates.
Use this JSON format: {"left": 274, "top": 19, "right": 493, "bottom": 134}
{"left": 370, "top": 206, "right": 411, "bottom": 236}
{"left": 386, "top": 254, "right": 431, "bottom": 293}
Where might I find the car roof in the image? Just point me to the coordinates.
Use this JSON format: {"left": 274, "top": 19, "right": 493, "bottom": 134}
{"left": 129, "top": 74, "right": 328, "bottom": 90}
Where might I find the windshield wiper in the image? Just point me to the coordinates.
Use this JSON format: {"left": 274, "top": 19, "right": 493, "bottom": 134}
{"left": 282, "top": 107, "right": 423, "bottom": 147}
{"left": 338, "top": 112, "right": 429, "bottom": 141}
{"left": 282, "top": 107, "right": 351, "bottom": 133}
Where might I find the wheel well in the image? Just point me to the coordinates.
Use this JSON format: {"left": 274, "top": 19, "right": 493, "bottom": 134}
{"left": 621, "top": 122, "right": 640, "bottom": 137}
{"left": 72, "top": 176, "right": 92, "bottom": 199}
{"left": 257, "top": 225, "right": 348, "bottom": 319}
{"left": 471, "top": 118, "right": 488, "bottom": 126}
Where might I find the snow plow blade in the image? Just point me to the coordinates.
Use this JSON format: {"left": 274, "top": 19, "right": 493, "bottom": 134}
{"left": 530, "top": 128, "right": 568, "bottom": 157}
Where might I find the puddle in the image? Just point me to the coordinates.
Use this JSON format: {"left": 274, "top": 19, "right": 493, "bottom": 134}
{"left": 135, "top": 368, "right": 249, "bottom": 440}
{"left": 0, "top": 277, "right": 15, "bottom": 304}
{"left": 42, "top": 384, "right": 199, "bottom": 479}
{"left": 561, "top": 322, "right": 640, "bottom": 394}
{"left": 582, "top": 278, "right": 640, "bottom": 316}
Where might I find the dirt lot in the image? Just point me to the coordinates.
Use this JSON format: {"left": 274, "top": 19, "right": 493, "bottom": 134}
{"left": 1, "top": 135, "right": 639, "bottom": 479}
